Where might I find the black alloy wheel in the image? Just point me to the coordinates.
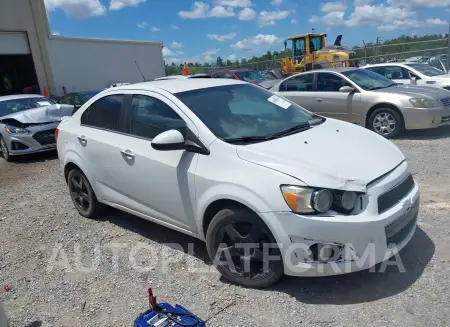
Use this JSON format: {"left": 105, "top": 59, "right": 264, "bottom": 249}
{"left": 67, "top": 169, "right": 103, "bottom": 218}
{"left": 206, "top": 207, "right": 284, "bottom": 288}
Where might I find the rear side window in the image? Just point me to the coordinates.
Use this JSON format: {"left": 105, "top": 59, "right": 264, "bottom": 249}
{"left": 81, "top": 94, "right": 124, "bottom": 131}
{"left": 279, "top": 74, "right": 314, "bottom": 92}
{"left": 316, "top": 73, "right": 350, "bottom": 92}
{"left": 130, "top": 95, "right": 185, "bottom": 139}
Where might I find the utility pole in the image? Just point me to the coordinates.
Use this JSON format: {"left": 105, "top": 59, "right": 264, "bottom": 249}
{"left": 447, "top": 20, "right": 450, "bottom": 72}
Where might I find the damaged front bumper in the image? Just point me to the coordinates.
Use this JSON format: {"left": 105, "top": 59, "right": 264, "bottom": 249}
{"left": 3, "top": 122, "right": 60, "bottom": 156}
{"left": 262, "top": 161, "right": 420, "bottom": 277}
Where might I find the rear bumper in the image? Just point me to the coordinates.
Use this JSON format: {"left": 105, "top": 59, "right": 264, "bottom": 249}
{"left": 402, "top": 107, "right": 450, "bottom": 129}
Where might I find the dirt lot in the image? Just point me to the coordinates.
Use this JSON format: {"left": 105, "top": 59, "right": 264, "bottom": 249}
{"left": 1, "top": 128, "right": 450, "bottom": 327}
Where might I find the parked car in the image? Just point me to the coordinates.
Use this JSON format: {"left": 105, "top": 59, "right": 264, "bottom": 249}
{"left": 57, "top": 90, "right": 101, "bottom": 114}
{"left": 269, "top": 67, "right": 450, "bottom": 138}
{"left": 428, "top": 55, "right": 448, "bottom": 74}
{"left": 57, "top": 79, "right": 419, "bottom": 288}
{"left": 0, "top": 94, "right": 73, "bottom": 161}
{"left": 154, "top": 74, "right": 212, "bottom": 81}
{"left": 210, "top": 69, "right": 267, "bottom": 85}
{"left": 363, "top": 62, "right": 450, "bottom": 90}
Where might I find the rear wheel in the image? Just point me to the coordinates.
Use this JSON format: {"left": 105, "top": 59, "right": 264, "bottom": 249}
{"left": 67, "top": 169, "right": 103, "bottom": 218}
{"left": 369, "top": 108, "right": 404, "bottom": 138}
{"left": 206, "top": 207, "right": 284, "bottom": 288}
{"left": 0, "top": 136, "right": 11, "bottom": 162}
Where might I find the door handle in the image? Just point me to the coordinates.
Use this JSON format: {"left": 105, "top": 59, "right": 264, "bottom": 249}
{"left": 120, "top": 149, "right": 135, "bottom": 160}
{"left": 315, "top": 98, "right": 323, "bottom": 102}
{"left": 77, "top": 135, "right": 87, "bottom": 145}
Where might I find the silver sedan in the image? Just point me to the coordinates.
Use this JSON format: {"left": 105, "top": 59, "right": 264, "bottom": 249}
{"left": 269, "top": 67, "right": 450, "bottom": 138}
{"left": 0, "top": 94, "right": 73, "bottom": 161}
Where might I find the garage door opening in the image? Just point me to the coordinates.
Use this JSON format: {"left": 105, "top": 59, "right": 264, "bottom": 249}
{"left": 0, "top": 54, "right": 40, "bottom": 96}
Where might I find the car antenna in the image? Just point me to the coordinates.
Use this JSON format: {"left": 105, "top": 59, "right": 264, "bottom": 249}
{"left": 134, "top": 61, "right": 147, "bottom": 81}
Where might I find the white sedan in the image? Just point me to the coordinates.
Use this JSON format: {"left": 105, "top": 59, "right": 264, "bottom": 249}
{"left": 56, "top": 79, "right": 419, "bottom": 288}
{"left": 363, "top": 62, "right": 450, "bottom": 90}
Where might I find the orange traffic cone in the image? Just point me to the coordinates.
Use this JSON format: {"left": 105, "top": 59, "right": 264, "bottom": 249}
{"left": 183, "top": 62, "right": 189, "bottom": 76}
{"left": 43, "top": 86, "right": 48, "bottom": 97}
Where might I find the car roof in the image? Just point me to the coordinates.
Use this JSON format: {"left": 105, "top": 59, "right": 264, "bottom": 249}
{"left": 113, "top": 78, "right": 246, "bottom": 94}
{"left": 154, "top": 74, "right": 211, "bottom": 81}
{"left": 79, "top": 90, "right": 101, "bottom": 94}
{"left": 297, "top": 67, "right": 359, "bottom": 74}
{"left": 0, "top": 94, "right": 45, "bottom": 102}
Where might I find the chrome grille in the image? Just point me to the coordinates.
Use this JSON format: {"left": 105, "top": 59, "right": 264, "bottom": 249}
{"left": 441, "top": 97, "right": 450, "bottom": 107}
{"left": 33, "top": 129, "right": 56, "bottom": 146}
{"left": 377, "top": 174, "right": 415, "bottom": 214}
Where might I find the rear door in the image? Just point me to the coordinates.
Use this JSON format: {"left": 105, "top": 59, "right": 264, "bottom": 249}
{"left": 77, "top": 92, "right": 132, "bottom": 207}
{"left": 275, "top": 73, "right": 315, "bottom": 111}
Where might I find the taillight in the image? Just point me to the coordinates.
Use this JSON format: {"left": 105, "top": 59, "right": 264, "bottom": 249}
{"left": 55, "top": 128, "right": 59, "bottom": 143}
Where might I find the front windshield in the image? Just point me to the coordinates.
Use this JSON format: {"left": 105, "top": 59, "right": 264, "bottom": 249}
{"left": 0, "top": 97, "right": 56, "bottom": 117}
{"left": 175, "top": 84, "right": 315, "bottom": 142}
{"left": 342, "top": 69, "right": 396, "bottom": 90}
{"left": 235, "top": 71, "right": 264, "bottom": 82}
{"left": 406, "top": 63, "right": 445, "bottom": 76}
{"left": 309, "top": 36, "right": 322, "bottom": 52}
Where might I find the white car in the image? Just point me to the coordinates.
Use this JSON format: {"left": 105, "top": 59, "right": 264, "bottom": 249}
{"left": 363, "top": 62, "right": 450, "bottom": 91}
{"left": 154, "top": 74, "right": 212, "bottom": 81}
{"left": 56, "top": 79, "right": 419, "bottom": 288}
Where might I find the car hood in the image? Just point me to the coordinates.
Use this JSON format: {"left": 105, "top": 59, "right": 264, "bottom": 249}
{"left": 236, "top": 119, "right": 405, "bottom": 192}
{"left": 0, "top": 104, "right": 73, "bottom": 124}
{"left": 371, "top": 85, "right": 450, "bottom": 99}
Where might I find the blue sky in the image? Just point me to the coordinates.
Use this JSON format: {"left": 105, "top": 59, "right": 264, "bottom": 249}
{"left": 45, "top": 0, "right": 450, "bottom": 65}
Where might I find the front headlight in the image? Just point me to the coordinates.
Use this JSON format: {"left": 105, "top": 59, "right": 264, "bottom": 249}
{"left": 3, "top": 125, "right": 30, "bottom": 134}
{"left": 409, "top": 98, "right": 439, "bottom": 108}
{"left": 281, "top": 185, "right": 359, "bottom": 214}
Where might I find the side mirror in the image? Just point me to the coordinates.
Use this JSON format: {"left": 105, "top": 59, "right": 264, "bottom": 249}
{"left": 151, "top": 129, "right": 186, "bottom": 151}
{"left": 339, "top": 86, "right": 355, "bottom": 93}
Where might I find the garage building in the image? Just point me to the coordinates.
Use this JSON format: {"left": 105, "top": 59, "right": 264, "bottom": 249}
{"left": 0, "top": 0, "right": 166, "bottom": 97}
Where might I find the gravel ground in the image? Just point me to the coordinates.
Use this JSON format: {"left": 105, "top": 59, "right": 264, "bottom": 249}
{"left": 1, "top": 127, "right": 450, "bottom": 327}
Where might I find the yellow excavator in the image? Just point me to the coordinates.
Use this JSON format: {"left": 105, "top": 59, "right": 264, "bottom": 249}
{"left": 274, "top": 33, "right": 351, "bottom": 77}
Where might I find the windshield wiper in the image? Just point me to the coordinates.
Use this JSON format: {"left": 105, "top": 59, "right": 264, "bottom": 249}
{"left": 223, "top": 136, "right": 269, "bottom": 144}
{"left": 368, "top": 83, "right": 397, "bottom": 90}
{"left": 265, "top": 122, "right": 311, "bottom": 139}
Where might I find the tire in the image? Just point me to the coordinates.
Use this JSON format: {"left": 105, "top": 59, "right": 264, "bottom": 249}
{"left": 368, "top": 107, "right": 404, "bottom": 138}
{"left": 206, "top": 207, "right": 284, "bottom": 288}
{"left": 67, "top": 169, "right": 104, "bottom": 218}
{"left": 0, "top": 136, "right": 11, "bottom": 162}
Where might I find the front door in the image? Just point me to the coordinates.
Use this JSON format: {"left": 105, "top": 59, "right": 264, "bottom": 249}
{"left": 310, "top": 72, "right": 361, "bottom": 122}
{"left": 117, "top": 92, "right": 199, "bottom": 232}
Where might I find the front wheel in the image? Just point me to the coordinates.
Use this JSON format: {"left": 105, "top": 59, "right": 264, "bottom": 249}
{"left": 206, "top": 207, "right": 284, "bottom": 288}
{"left": 368, "top": 108, "right": 404, "bottom": 138}
{"left": 0, "top": 136, "right": 11, "bottom": 162}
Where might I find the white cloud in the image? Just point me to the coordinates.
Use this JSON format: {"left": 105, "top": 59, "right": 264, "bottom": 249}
{"left": 151, "top": 26, "right": 160, "bottom": 32}
{"left": 210, "top": 5, "right": 235, "bottom": 17}
{"left": 177, "top": 51, "right": 184, "bottom": 55}
{"left": 44, "top": 0, "right": 106, "bottom": 18}
{"left": 207, "top": 32, "right": 237, "bottom": 41}
{"left": 387, "top": 0, "right": 450, "bottom": 8}
{"left": 271, "top": 0, "right": 283, "bottom": 6}
{"left": 137, "top": 22, "right": 148, "bottom": 28}
{"left": 52, "top": 31, "right": 61, "bottom": 35}
{"left": 162, "top": 47, "right": 175, "bottom": 57}
{"left": 178, "top": 1, "right": 236, "bottom": 18}
{"left": 171, "top": 41, "right": 183, "bottom": 48}
{"left": 321, "top": 2, "right": 347, "bottom": 12}
{"left": 203, "top": 49, "right": 220, "bottom": 62}
{"left": 231, "top": 34, "right": 281, "bottom": 50}
{"left": 309, "top": 2, "right": 447, "bottom": 31}
{"left": 425, "top": 18, "right": 448, "bottom": 26}
{"left": 291, "top": 18, "right": 297, "bottom": 24}
{"left": 170, "top": 25, "right": 181, "bottom": 30}
{"left": 109, "top": 0, "right": 146, "bottom": 11}
{"left": 258, "top": 10, "right": 291, "bottom": 26}
{"left": 238, "top": 8, "right": 256, "bottom": 20}
{"left": 227, "top": 54, "right": 238, "bottom": 61}
{"left": 214, "top": 0, "right": 253, "bottom": 7}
